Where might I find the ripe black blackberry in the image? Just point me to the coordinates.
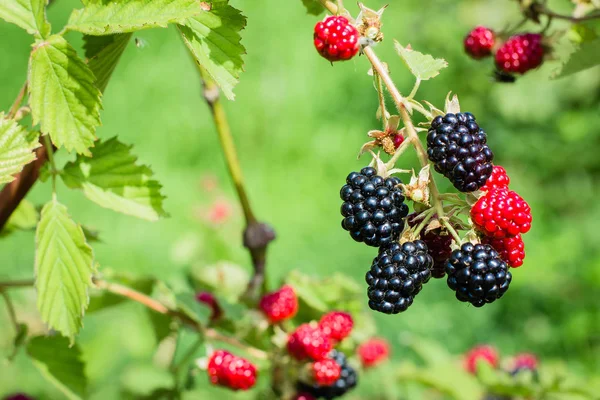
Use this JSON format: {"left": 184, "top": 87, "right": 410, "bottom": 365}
{"left": 427, "top": 112, "right": 494, "bottom": 192}
{"left": 446, "top": 243, "right": 512, "bottom": 307}
{"left": 297, "top": 350, "right": 358, "bottom": 399}
{"left": 365, "top": 240, "right": 433, "bottom": 314}
{"left": 340, "top": 167, "right": 409, "bottom": 247}
{"left": 407, "top": 213, "right": 454, "bottom": 278}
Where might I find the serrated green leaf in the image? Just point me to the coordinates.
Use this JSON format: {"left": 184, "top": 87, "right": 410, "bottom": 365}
{"left": 66, "top": 0, "right": 204, "bottom": 35}
{"left": 84, "top": 33, "right": 132, "bottom": 93}
{"left": 35, "top": 199, "right": 94, "bottom": 342}
{"left": 176, "top": 292, "right": 211, "bottom": 326}
{"left": 27, "top": 335, "right": 87, "bottom": 399}
{"left": 0, "top": 0, "right": 51, "bottom": 38}
{"left": 552, "top": 38, "right": 600, "bottom": 79}
{"left": 395, "top": 41, "right": 448, "bottom": 81}
{"left": 1, "top": 198, "right": 39, "bottom": 237}
{"left": 0, "top": 115, "right": 40, "bottom": 184}
{"left": 61, "top": 137, "right": 167, "bottom": 221}
{"left": 178, "top": 2, "right": 246, "bottom": 100}
{"left": 28, "top": 35, "right": 102, "bottom": 155}
{"left": 301, "top": 0, "right": 324, "bottom": 15}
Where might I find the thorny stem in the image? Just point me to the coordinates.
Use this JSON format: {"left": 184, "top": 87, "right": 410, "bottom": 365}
{"left": 0, "top": 290, "right": 19, "bottom": 334}
{"left": 6, "top": 82, "right": 28, "bottom": 120}
{"left": 411, "top": 207, "right": 436, "bottom": 238}
{"left": 374, "top": 72, "right": 388, "bottom": 126}
{"left": 43, "top": 135, "right": 58, "bottom": 193}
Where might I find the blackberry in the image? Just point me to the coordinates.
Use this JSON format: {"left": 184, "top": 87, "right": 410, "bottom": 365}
{"left": 298, "top": 350, "right": 358, "bottom": 399}
{"left": 340, "top": 167, "right": 409, "bottom": 247}
{"left": 407, "top": 213, "right": 453, "bottom": 278}
{"left": 446, "top": 243, "right": 512, "bottom": 307}
{"left": 427, "top": 113, "right": 494, "bottom": 192}
{"left": 365, "top": 241, "right": 433, "bottom": 314}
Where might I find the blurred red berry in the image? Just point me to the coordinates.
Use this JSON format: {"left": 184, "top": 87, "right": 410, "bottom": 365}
{"left": 312, "top": 358, "right": 342, "bottom": 386}
{"left": 464, "top": 26, "right": 495, "bottom": 59}
{"left": 318, "top": 311, "right": 353, "bottom": 342}
{"left": 207, "top": 350, "right": 257, "bottom": 391}
{"left": 464, "top": 345, "right": 499, "bottom": 374}
{"left": 480, "top": 165, "right": 510, "bottom": 193}
{"left": 495, "top": 33, "right": 544, "bottom": 74}
{"left": 288, "top": 323, "right": 333, "bottom": 361}
{"left": 4, "top": 395, "right": 34, "bottom": 400}
{"left": 207, "top": 199, "right": 232, "bottom": 224}
{"left": 471, "top": 188, "right": 532, "bottom": 238}
{"left": 292, "top": 393, "right": 316, "bottom": 400}
{"left": 259, "top": 284, "right": 298, "bottom": 323}
{"left": 393, "top": 133, "right": 405, "bottom": 149}
{"left": 482, "top": 234, "right": 525, "bottom": 268}
{"left": 196, "top": 291, "right": 222, "bottom": 320}
{"left": 512, "top": 353, "right": 538, "bottom": 371}
{"left": 314, "top": 16, "right": 360, "bottom": 62}
{"left": 357, "top": 338, "right": 390, "bottom": 367}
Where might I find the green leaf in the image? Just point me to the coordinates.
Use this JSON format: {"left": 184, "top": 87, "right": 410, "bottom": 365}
{"left": 66, "top": 0, "right": 204, "bottom": 35}
{"left": 395, "top": 41, "right": 448, "bottom": 81}
{"left": 121, "top": 363, "right": 174, "bottom": 397}
{"left": 552, "top": 38, "right": 600, "bottom": 79}
{"left": 176, "top": 292, "right": 211, "bottom": 326}
{"left": 0, "top": 115, "right": 40, "bottom": 184}
{"left": 178, "top": 2, "right": 246, "bottom": 100}
{"left": 35, "top": 199, "right": 95, "bottom": 342}
{"left": 301, "top": 0, "right": 325, "bottom": 15}
{"left": 1, "top": 199, "right": 39, "bottom": 237}
{"left": 189, "top": 261, "right": 249, "bottom": 299}
{"left": 84, "top": 33, "right": 132, "bottom": 93}
{"left": 147, "top": 308, "right": 173, "bottom": 343}
{"left": 0, "top": 0, "right": 51, "bottom": 38}
{"left": 27, "top": 335, "right": 88, "bottom": 399}
{"left": 61, "top": 137, "right": 167, "bottom": 221}
{"left": 28, "top": 35, "right": 102, "bottom": 155}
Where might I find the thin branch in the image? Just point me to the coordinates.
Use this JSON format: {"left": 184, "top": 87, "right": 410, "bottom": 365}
{"left": 538, "top": 7, "right": 600, "bottom": 22}
{"left": 0, "top": 279, "right": 35, "bottom": 289}
{"left": 6, "top": 82, "right": 28, "bottom": 120}
{"left": 374, "top": 72, "right": 388, "bottom": 126}
{"left": 0, "top": 290, "right": 19, "bottom": 333}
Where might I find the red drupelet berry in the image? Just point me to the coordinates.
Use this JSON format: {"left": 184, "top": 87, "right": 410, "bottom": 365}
{"left": 393, "top": 133, "right": 405, "bottom": 149}
{"left": 471, "top": 188, "right": 532, "bottom": 238}
{"left": 287, "top": 324, "right": 333, "bottom": 361}
{"left": 312, "top": 358, "right": 342, "bottom": 386}
{"left": 3, "top": 395, "right": 34, "bottom": 400}
{"left": 318, "top": 311, "right": 354, "bottom": 342}
{"left": 482, "top": 234, "right": 525, "bottom": 268}
{"left": 464, "top": 26, "right": 495, "bottom": 59}
{"left": 480, "top": 165, "right": 510, "bottom": 193}
{"left": 512, "top": 353, "right": 538, "bottom": 371}
{"left": 292, "top": 394, "right": 316, "bottom": 400}
{"left": 495, "top": 33, "right": 544, "bottom": 74}
{"left": 464, "top": 345, "right": 499, "bottom": 374}
{"left": 314, "top": 16, "right": 360, "bottom": 62}
{"left": 207, "top": 350, "right": 257, "bottom": 391}
{"left": 259, "top": 284, "right": 298, "bottom": 323}
{"left": 196, "top": 291, "right": 222, "bottom": 321}
{"left": 357, "top": 338, "right": 390, "bottom": 368}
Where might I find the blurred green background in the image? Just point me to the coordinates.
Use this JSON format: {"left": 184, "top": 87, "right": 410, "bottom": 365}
{"left": 1, "top": 0, "right": 599, "bottom": 398}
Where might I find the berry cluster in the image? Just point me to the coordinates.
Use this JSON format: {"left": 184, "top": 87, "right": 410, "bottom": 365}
{"left": 207, "top": 350, "right": 257, "bottom": 391}
{"left": 464, "top": 26, "right": 546, "bottom": 80}
{"left": 407, "top": 213, "right": 453, "bottom": 278}
{"left": 298, "top": 350, "right": 358, "bottom": 399}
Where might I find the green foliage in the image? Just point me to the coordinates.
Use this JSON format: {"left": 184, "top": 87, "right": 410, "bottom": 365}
{"left": 178, "top": 2, "right": 246, "bottom": 100}
{"left": 28, "top": 35, "right": 102, "bottom": 155}
{"left": 84, "top": 33, "right": 133, "bottom": 93}
{"left": 395, "top": 41, "right": 448, "bottom": 81}
{"left": 120, "top": 363, "right": 175, "bottom": 398}
{"left": 0, "top": 115, "right": 40, "bottom": 184}
{"left": 87, "top": 275, "right": 155, "bottom": 313}
{"left": 189, "top": 261, "right": 250, "bottom": 300}
{"left": 553, "top": 38, "right": 600, "bottom": 79}
{"left": 176, "top": 292, "right": 211, "bottom": 326}
{"left": 62, "top": 137, "right": 167, "bottom": 221}
{"left": 0, "top": 199, "right": 39, "bottom": 236}
{"left": 26, "top": 335, "right": 87, "bottom": 399}
{"left": 66, "top": 0, "right": 204, "bottom": 35}
{"left": 0, "top": 0, "right": 50, "bottom": 38}
{"left": 301, "top": 0, "right": 325, "bottom": 16}
{"left": 35, "top": 199, "right": 94, "bottom": 342}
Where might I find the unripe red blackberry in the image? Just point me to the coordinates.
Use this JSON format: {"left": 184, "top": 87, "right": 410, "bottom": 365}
{"left": 357, "top": 337, "right": 390, "bottom": 367}
{"left": 495, "top": 33, "right": 544, "bottom": 74}
{"left": 480, "top": 165, "right": 510, "bottom": 193}
{"left": 464, "top": 345, "right": 499, "bottom": 374}
{"left": 340, "top": 167, "right": 409, "bottom": 247}
{"left": 312, "top": 358, "right": 342, "bottom": 386}
{"left": 366, "top": 240, "right": 433, "bottom": 314}
{"left": 407, "top": 213, "right": 453, "bottom": 278}
{"left": 298, "top": 350, "right": 358, "bottom": 399}
{"left": 511, "top": 353, "right": 538, "bottom": 374}
{"left": 288, "top": 324, "right": 333, "bottom": 361}
{"left": 314, "top": 16, "right": 360, "bottom": 62}
{"left": 196, "top": 291, "right": 222, "bottom": 321}
{"left": 318, "top": 311, "right": 353, "bottom": 342}
{"left": 447, "top": 243, "right": 512, "bottom": 307}
{"left": 207, "top": 350, "right": 257, "bottom": 391}
{"left": 292, "top": 393, "right": 316, "bottom": 400}
{"left": 471, "top": 188, "right": 532, "bottom": 238}
{"left": 427, "top": 112, "right": 494, "bottom": 192}
{"left": 464, "top": 26, "right": 495, "bottom": 59}
{"left": 482, "top": 234, "right": 525, "bottom": 268}
{"left": 393, "top": 133, "right": 405, "bottom": 149}
{"left": 3, "top": 395, "right": 34, "bottom": 400}
{"left": 259, "top": 284, "right": 298, "bottom": 323}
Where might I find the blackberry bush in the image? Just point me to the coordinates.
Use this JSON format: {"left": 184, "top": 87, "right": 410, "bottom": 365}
{"left": 427, "top": 112, "right": 494, "bottom": 192}
{"left": 298, "top": 350, "right": 358, "bottom": 399}
{"left": 340, "top": 167, "right": 409, "bottom": 247}
{"left": 446, "top": 243, "right": 512, "bottom": 307}
{"left": 365, "top": 241, "right": 433, "bottom": 314}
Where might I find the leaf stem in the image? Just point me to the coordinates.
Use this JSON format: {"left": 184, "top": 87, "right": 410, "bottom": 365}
{"left": 408, "top": 78, "right": 421, "bottom": 99}
{"left": 6, "top": 82, "right": 28, "bottom": 120}
{"left": 43, "top": 135, "right": 57, "bottom": 193}
{"left": 538, "top": 6, "right": 600, "bottom": 22}
{"left": 0, "top": 279, "right": 35, "bottom": 289}
{"left": 0, "top": 290, "right": 19, "bottom": 334}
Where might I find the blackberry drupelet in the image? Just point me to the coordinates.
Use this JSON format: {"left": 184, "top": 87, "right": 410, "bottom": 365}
{"left": 427, "top": 112, "right": 494, "bottom": 192}
{"left": 340, "top": 167, "right": 409, "bottom": 247}
{"left": 365, "top": 241, "right": 433, "bottom": 314}
{"left": 446, "top": 243, "right": 512, "bottom": 307}
{"left": 298, "top": 350, "right": 358, "bottom": 399}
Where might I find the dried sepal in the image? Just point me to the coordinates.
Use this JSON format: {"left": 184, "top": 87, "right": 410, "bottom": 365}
{"left": 444, "top": 92, "right": 460, "bottom": 114}
{"left": 400, "top": 165, "right": 431, "bottom": 205}
{"left": 424, "top": 218, "right": 442, "bottom": 233}
{"left": 356, "top": 2, "right": 387, "bottom": 43}
{"left": 358, "top": 140, "right": 378, "bottom": 158}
